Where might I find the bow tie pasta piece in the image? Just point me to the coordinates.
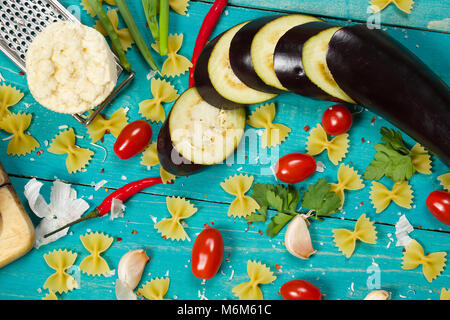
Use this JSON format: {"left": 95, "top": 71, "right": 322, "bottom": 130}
{"left": 333, "top": 214, "right": 377, "bottom": 258}
{"left": 94, "top": 8, "right": 134, "bottom": 51}
{"left": 441, "top": 288, "right": 450, "bottom": 300}
{"left": 139, "top": 78, "right": 179, "bottom": 123}
{"left": 232, "top": 261, "right": 276, "bottom": 300}
{"left": 0, "top": 84, "right": 24, "bottom": 120}
{"left": 247, "top": 103, "right": 291, "bottom": 149}
{"left": 43, "top": 249, "right": 78, "bottom": 294}
{"left": 48, "top": 128, "right": 94, "bottom": 174}
{"left": 438, "top": 173, "right": 450, "bottom": 191}
{"left": 410, "top": 143, "right": 432, "bottom": 175}
{"left": 141, "top": 142, "right": 177, "bottom": 184}
{"left": 220, "top": 174, "right": 260, "bottom": 218}
{"left": 169, "top": 0, "right": 189, "bottom": 15}
{"left": 87, "top": 108, "right": 128, "bottom": 143}
{"left": 402, "top": 239, "right": 446, "bottom": 283}
{"left": 370, "top": 0, "right": 414, "bottom": 13}
{"left": 151, "top": 34, "right": 193, "bottom": 77}
{"left": 329, "top": 164, "right": 364, "bottom": 207}
{"left": 42, "top": 290, "right": 58, "bottom": 300}
{"left": 370, "top": 181, "right": 413, "bottom": 213}
{"left": 138, "top": 277, "right": 171, "bottom": 300}
{"left": 82, "top": 0, "right": 117, "bottom": 17}
{"left": 155, "top": 197, "right": 198, "bottom": 241}
{"left": 306, "top": 124, "right": 349, "bottom": 165}
{"left": 0, "top": 113, "right": 40, "bottom": 156}
{"left": 79, "top": 232, "right": 114, "bottom": 276}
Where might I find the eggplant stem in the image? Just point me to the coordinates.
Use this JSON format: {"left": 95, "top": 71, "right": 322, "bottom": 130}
{"left": 43, "top": 209, "right": 101, "bottom": 238}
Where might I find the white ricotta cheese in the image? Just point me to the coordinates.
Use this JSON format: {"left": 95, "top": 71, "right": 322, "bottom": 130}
{"left": 25, "top": 21, "right": 118, "bottom": 114}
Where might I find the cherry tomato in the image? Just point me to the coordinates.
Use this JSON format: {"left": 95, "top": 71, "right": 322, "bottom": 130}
{"left": 322, "top": 104, "right": 353, "bottom": 135}
{"left": 280, "top": 280, "right": 322, "bottom": 300}
{"left": 191, "top": 227, "right": 224, "bottom": 279}
{"left": 275, "top": 153, "right": 316, "bottom": 184}
{"left": 113, "top": 120, "right": 152, "bottom": 160}
{"left": 426, "top": 190, "right": 450, "bottom": 225}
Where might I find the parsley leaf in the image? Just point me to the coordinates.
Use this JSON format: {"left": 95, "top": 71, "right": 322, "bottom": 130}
{"left": 246, "top": 183, "right": 273, "bottom": 222}
{"left": 266, "top": 212, "right": 295, "bottom": 238}
{"left": 301, "top": 178, "right": 341, "bottom": 216}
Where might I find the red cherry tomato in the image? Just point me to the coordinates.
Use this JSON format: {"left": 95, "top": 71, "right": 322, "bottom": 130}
{"left": 113, "top": 120, "right": 152, "bottom": 160}
{"left": 280, "top": 280, "right": 322, "bottom": 300}
{"left": 322, "top": 104, "right": 353, "bottom": 135}
{"left": 275, "top": 153, "right": 316, "bottom": 184}
{"left": 426, "top": 191, "right": 450, "bottom": 225}
{"left": 191, "top": 227, "right": 224, "bottom": 279}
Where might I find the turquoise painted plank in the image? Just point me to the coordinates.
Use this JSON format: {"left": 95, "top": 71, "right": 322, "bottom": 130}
{"left": 201, "top": 0, "right": 450, "bottom": 32}
{"left": 0, "top": 177, "right": 448, "bottom": 300}
{"left": 0, "top": 1, "right": 449, "bottom": 232}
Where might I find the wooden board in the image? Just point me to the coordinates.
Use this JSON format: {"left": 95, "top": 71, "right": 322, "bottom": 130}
{"left": 0, "top": 0, "right": 448, "bottom": 300}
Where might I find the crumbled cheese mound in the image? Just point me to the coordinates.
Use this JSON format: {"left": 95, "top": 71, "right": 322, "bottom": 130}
{"left": 26, "top": 21, "right": 117, "bottom": 114}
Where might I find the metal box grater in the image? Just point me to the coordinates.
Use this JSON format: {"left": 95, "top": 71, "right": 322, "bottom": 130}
{"left": 0, "top": 0, "right": 135, "bottom": 126}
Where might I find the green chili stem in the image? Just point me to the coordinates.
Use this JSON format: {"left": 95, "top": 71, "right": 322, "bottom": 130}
{"left": 87, "top": 0, "right": 132, "bottom": 71}
{"left": 116, "top": 0, "right": 159, "bottom": 71}
{"left": 159, "top": 0, "right": 169, "bottom": 56}
{"left": 142, "top": 0, "right": 160, "bottom": 41}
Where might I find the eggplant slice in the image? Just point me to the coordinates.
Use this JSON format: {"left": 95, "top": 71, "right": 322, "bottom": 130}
{"left": 196, "top": 22, "right": 278, "bottom": 108}
{"left": 327, "top": 25, "right": 450, "bottom": 165}
{"left": 157, "top": 88, "right": 246, "bottom": 175}
{"left": 302, "top": 27, "right": 356, "bottom": 104}
{"left": 250, "top": 14, "right": 321, "bottom": 91}
{"left": 273, "top": 22, "right": 341, "bottom": 101}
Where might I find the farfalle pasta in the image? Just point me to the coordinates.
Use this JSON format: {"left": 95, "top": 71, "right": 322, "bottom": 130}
{"left": 87, "top": 108, "right": 128, "bottom": 143}
{"left": 79, "top": 232, "right": 114, "bottom": 276}
{"left": 82, "top": 0, "right": 116, "bottom": 17}
{"left": 370, "top": 0, "right": 414, "bottom": 14}
{"left": 95, "top": 9, "right": 134, "bottom": 51}
{"left": 437, "top": 173, "right": 450, "bottom": 192}
{"left": 48, "top": 128, "right": 94, "bottom": 174}
{"left": 306, "top": 124, "right": 349, "bottom": 165}
{"left": 0, "top": 84, "right": 24, "bottom": 120}
{"left": 402, "top": 239, "right": 446, "bottom": 283}
{"left": 232, "top": 261, "right": 276, "bottom": 300}
{"left": 155, "top": 197, "right": 198, "bottom": 241}
{"left": 169, "top": 0, "right": 189, "bottom": 15}
{"left": 333, "top": 214, "right": 377, "bottom": 258}
{"left": 141, "top": 142, "right": 177, "bottom": 184}
{"left": 42, "top": 291, "right": 58, "bottom": 300}
{"left": 441, "top": 288, "right": 450, "bottom": 300}
{"left": 151, "top": 34, "right": 193, "bottom": 77}
{"left": 0, "top": 113, "right": 39, "bottom": 156}
{"left": 247, "top": 103, "right": 291, "bottom": 149}
{"left": 138, "top": 277, "right": 171, "bottom": 300}
{"left": 410, "top": 143, "right": 432, "bottom": 175}
{"left": 220, "top": 174, "right": 260, "bottom": 218}
{"left": 329, "top": 164, "right": 364, "bottom": 207}
{"left": 139, "top": 78, "right": 179, "bottom": 123}
{"left": 43, "top": 249, "right": 78, "bottom": 294}
{"left": 370, "top": 181, "right": 413, "bottom": 213}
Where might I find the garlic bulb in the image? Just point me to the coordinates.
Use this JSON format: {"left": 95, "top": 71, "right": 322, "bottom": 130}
{"left": 364, "top": 290, "right": 391, "bottom": 300}
{"left": 117, "top": 249, "right": 150, "bottom": 290}
{"left": 284, "top": 215, "right": 316, "bottom": 259}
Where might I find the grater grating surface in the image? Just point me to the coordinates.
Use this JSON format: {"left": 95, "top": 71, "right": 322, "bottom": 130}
{"left": 0, "top": 0, "right": 135, "bottom": 126}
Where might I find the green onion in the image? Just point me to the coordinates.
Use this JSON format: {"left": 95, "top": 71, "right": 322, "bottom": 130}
{"left": 115, "top": 0, "right": 159, "bottom": 71}
{"left": 159, "top": 0, "right": 169, "bottom": 56}
{"left": 142, "top": 0, "right": 159, "bottom": 41}
{"left": 87, "top": 0, "right": 132, "bottom": 71}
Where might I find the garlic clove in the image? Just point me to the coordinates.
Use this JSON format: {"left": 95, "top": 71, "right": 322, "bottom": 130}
{"left": 284, "top": 214, "right": 316, "bottom": 259}
{"left": 117, "top": 249, "right": 150, "bottom": 290}
{"left": 115, "top": 279, "right": 137, "bottom": 300}
{"left": 364, "top": 290, "right": 391, "bottom": 300}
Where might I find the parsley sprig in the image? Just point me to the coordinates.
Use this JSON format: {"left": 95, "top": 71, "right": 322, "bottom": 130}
{"left": 246, "top": 179, "right": 341, "bottom": 238}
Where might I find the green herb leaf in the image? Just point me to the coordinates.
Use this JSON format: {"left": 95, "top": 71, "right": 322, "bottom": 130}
{"left": 301, "top": 178, "right": 341, "bottom": 216}
{"left": 246, "top": 183, "right": 274, "bottom": 222}
{"left": 266, "top": 212, "right": 295, "bottom": 238}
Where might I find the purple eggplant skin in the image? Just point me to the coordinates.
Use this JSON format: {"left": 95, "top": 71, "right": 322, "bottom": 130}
{"left": 229, "top": 15, "right": 283, "bottom": 94}
{"left": 273, "top": 22, "right": 340, "bottom": 101}
{"left": 157, "top": 109, "right": 204, "bottom": 176}
{"left": 194, "top": 36, "right": 245, "bottom": 110}
{"left": 327, "top": 25, "right": 450, "bottom": 166}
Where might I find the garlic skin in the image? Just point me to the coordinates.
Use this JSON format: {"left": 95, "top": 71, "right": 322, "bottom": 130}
{"left": 364, "top": 290, "right": 391, "bottom": 300}
{"left": 117, "top": 249, "right": 150, "bottom": 290}
{"left": 284, "top": 215, "right": 316, "bottom": 259}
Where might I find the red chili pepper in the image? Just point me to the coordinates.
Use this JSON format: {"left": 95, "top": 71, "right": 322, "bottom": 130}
{"left": 189, "top": 0, "right": 228, "bottom": 87}
{"left": 44, "top": 177, "right": 165, "bottom": 238}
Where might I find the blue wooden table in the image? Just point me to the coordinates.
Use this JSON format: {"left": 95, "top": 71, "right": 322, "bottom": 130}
{"left": 0, "top": 0, "right": 449, "bottom": 300}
